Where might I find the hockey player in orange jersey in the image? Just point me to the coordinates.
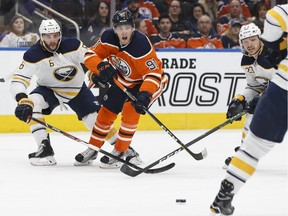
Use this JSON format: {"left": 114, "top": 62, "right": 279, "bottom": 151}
{"left": 84, "top": 9, "right": 167, "bottom": 168}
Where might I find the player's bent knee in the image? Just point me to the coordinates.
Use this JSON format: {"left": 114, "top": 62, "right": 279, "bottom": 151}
{"left": 241, "top": 131, "right": 276, "bottom": 160}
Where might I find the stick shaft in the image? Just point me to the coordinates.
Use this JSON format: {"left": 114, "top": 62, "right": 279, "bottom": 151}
{"left": 31, "top": 117, "right": 174, "bottom": 174}
{"left": 120, "top": 111, "right": 246, "bottom": 177}
{"left": 113, "top": 78, "right": 206, "bottom": 160}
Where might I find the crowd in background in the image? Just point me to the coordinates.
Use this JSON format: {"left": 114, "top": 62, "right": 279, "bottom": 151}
{"left": 0, "top": 0, "right": 272, "bottom": 49}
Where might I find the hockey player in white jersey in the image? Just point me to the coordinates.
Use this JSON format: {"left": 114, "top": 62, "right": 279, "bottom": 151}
{"left": 10, "top": 19, "right": 142, "bottom": 166}
{"left": 223, "top": 23, "right": 277, "bottom": 167}
{"left": 210, "top": 3, "right": 287, "bottom": 215}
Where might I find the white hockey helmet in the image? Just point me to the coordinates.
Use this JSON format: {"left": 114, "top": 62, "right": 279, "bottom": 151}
{"left": 39, "top": 19, "right": 61, "bottom": 35}
{"left": 239, "top": 23, "right": 261, "bottom": 41}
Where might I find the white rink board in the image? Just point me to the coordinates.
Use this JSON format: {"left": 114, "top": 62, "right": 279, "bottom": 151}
{"left": 0, "top": 48, "right": 244, "bottom": 115}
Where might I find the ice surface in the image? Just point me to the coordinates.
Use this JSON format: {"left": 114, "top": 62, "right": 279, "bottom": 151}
{"left": 0, "top": 129, "right": 287, "bottom": 216}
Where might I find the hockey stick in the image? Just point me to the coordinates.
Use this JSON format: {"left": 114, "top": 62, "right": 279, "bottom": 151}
{"left": 31, "top": 117, "right": 175, "bottom": 174}
{"left": 0, "top": 72, "right": 13, "bottom": 82}
{"left": 113, "top": 78, "right": 207, "bottom": 161}
{"left": 120, "top": 111, "right": 246, "bottom": 177}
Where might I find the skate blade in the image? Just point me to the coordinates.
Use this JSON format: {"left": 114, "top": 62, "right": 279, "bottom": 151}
{"left": 99, "top": 162, "right": 123, "bottom": 169}
{"left": 74, "top": 160, "right": 94, "bottom": 166}
{"left": 29, "top": 156, "right": 57, "bottom": 166}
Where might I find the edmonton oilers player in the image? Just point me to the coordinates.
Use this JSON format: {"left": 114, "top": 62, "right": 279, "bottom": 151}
{"left": 84, "top": 9, "right": 168, "bottom": 168}
{"left": 10, "top": 19, "right": 141, "bottom": 166}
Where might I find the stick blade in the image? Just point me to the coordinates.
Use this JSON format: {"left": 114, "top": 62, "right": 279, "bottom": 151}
{"left": 120, "top": 162, "right": 176, "bottom": 177}
{"left": 192, "top": 148, "right": 208, "bottom": 160}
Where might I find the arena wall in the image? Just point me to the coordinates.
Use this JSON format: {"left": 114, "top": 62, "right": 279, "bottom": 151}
{"left": 0, "top": 48, "right": 245, "bottom": 132}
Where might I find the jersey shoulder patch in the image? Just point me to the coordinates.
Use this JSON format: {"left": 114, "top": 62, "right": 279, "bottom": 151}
{"left": 257, "top": 48, "right": 274, "bottom": 69}
{"left": 58, "top": 37, "right": 81, "bottom": 53}
{"left": 125, "top": 31, "right": 152, "bottom": 58}
{"left": 100, "top": 28, "right": 119, "bottom": 46}
{"left": 23, "top": 42, "right": 52, "bottom": 63}
{"left": 241, "top": 54, "right": 254, "bottom": 66}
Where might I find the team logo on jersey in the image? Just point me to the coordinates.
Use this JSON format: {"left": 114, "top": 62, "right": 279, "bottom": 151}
{"left": 53, "top": 66, "right": 77, "bottom": 82}
{"left": 111, "top": 56, "right": 131, "bottom": 77}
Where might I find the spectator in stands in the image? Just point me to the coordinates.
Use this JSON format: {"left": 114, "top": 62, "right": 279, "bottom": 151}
{"left": 127, "top": 0, "right": 158, "bottom": 36}
{"left": 154, "top": 0, "right": 173, "bottom": 15}
{"left": 220, "top": 20, "right": 241, "bottom": 49}
{"left": 187, "top": 14, "right": 223, "bottom": 49}
{"left": 168, "top": 0, "right": 190, "bottom": 39}
{"left": 217, "top": 0, "right": 251, "bottom": 19}
{"left": 251, "top": 1, "right": 268, "bottom": 33}
{"left": 81, "top": 1, "right": 110, "bottom": 46}
{"left": 122, "top": 0, "right": 160, "bottom": 23}
{"left": 199, "top": 0, "right": 218, "bottom": 22}
{"left": 0, "top": 15, "right": 39, "bottom": 47}
{"left": 149, "top": 14, "right": 186, "bottom": 48}
{"left": 186, "top": 3, "right": 217, "bottom": 37}
{"left": 186, "top": 3, "right": 206, "bottom": 35}
{"left": 217, "top": 0, "right": 250, "bottom": 36}
{"left": 135, "top": 18, "right": 148, "bottom": 36}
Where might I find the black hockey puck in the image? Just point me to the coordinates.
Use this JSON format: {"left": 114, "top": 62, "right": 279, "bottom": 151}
{"left": 176, "top": 199, "right": 186, "bottom": 203}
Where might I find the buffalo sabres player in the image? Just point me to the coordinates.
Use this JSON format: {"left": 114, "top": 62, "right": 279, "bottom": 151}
{"left": 210, "top": 4, "right": 287, "bottom": 215}
{"left": 84, "top": 9, "right": 167, "bottom": 168}
{"left": 10, "top": 19, "right": 141, "bottom": 166}
{"left": 223, "top": 23, "right": 277, "bottom": 168}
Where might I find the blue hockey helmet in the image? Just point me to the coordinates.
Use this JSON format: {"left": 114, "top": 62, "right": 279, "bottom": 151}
{"left": 112, "top": 10, "right": 135, "bottom": 28}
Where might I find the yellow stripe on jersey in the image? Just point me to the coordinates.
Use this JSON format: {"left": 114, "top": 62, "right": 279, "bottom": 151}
{"left": 230, "top": 156, "right": 256, "bottom": 176}
{"left": 53, "top": 89, "right": 79, "bottom": 96}
{"left": 268, "top": 9, "right": 287, "bottom": 32}
{"left": 12, "top": 76, "right": 31, "bottom": 87}
{"left": 278, "top": 63, "right": 288, "bottom": 73}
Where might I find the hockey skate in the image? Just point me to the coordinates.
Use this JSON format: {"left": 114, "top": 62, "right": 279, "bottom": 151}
{"left": 210, "top": 179, "right": 235, "bottom": 215}
{"left": 28, "top": 139, "right": 56, "bottom": 166}
{"left": 74, "top": 147, "right": 98, "bottom": 166}
{"left": 100, "top": 148, "right": 124, "bottom": 169}
{"left": 124, "top": 146, "right": 143, "bottom": 165}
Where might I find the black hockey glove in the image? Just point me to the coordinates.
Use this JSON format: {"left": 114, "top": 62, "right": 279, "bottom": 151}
{"left": 89, "top": 71, "right": 107, "bottom": 88}
{"left": 97, "top": 61, "right": 117, "bottom": 85}
{"left": 226, "top": 94, "right": 246, "bottom": 121}
{"left": 15, "top": 97, "right": 34, "bottom": 123}
{"left": 246, "top": 95, "right": 260, "bottom": 114}
{"left": 132, "top": 91, "right": 152, "bottom": 115}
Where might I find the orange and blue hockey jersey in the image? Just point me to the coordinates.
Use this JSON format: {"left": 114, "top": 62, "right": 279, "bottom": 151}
{"left": 84, "top": 28, "right": 166, "bottom": 95}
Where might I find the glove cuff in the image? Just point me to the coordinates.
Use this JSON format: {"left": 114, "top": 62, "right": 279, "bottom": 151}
{"left": 233, "top": 94, "right": 245, "bottom": 102}
{"left": 18, "top": 98, "right": 34, "bottom": 108}
{"left": 15, "top": 93, "right": 28, "bottom": 102}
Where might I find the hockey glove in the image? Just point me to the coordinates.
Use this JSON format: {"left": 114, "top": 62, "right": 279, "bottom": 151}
{"left": 15, "top": 98, "right": 34, "bottom": 123}
{"left": 132, "top": 91, "right": 152, "bottom": 115}
{"left": 97, "top": 61, "right": 117, "bottom": 85}
{"left": 246, "top": 95, "right": 260, "bottom": 114}
{"left": 226, "top": 94, "right": 246, "bottom": 121}
{"left": 89, "top": 71, "right": 107, "bottom": 89}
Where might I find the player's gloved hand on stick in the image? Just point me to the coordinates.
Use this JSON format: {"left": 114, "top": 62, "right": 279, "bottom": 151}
{"left": 97, "top": 61, "right": 117, "bottom": 85}
{"left": 89, "top": 71, "right": 107, "bottom": 89}
{"left": 246, "top": 95, "right": 260, "bottom": 114}
{"left": 15, "top": 97, "right": 34, "bottom": 123}
{"left": 132, "top": 91, "right": 152, "bottom": 115}
{"left": 226, "top": 94, "right": 246, "bottom": 121}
